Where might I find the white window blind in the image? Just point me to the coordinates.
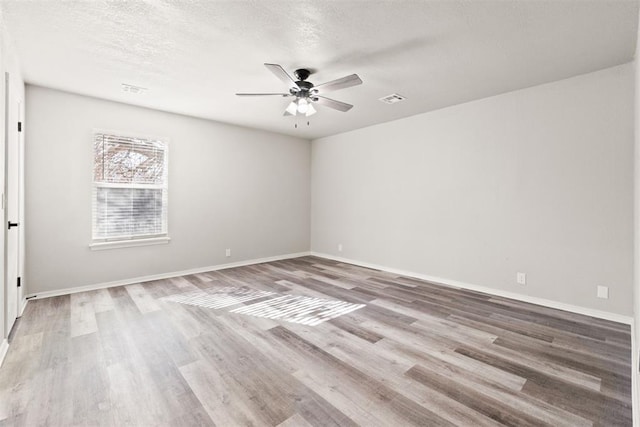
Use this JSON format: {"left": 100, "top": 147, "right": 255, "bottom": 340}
{"left": 92, "top": 131, "right": 168, "bottom": 243}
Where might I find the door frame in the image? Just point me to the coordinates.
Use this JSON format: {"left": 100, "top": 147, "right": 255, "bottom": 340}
{"left": 3, "top": 70, "right": 24, "bottom": 337}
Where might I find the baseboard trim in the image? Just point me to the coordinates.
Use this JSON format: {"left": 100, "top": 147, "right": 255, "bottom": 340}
{"left": 0, "top": 339, "right": 9, "bottom": 367}
{"left": 19, "top": 297, "right": 28, "bottom": 317}
{"left": 26, "top": 251, "right": 312, "bottom": 300}
{"left": 24, "top": 249, "right": 633, "bottom": 325}
{"left": 310, "top": 252, "right": 633, "bottom": 325}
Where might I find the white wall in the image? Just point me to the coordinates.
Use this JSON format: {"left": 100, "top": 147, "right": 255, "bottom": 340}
{"left": 25, "top": 86, "right": 310, "bottom": 294}
{"left": 312, "top": 64, "right": 634, "bottom": 317}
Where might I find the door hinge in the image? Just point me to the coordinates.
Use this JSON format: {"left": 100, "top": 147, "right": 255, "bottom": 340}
{"left": 17, "top": 277, "right": 21, "bottom": 288}
{"left": 17, "top": 121, "right": 21, "bottom": 132}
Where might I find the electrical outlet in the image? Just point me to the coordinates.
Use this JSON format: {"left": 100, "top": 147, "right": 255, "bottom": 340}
{"left": 597, "top": 285, "right": 608, "bottom": 299}
{"left": 338, "top": 243, "right": 343, "bottom": 252}
{"left": 225, "top": 248, "right": 231, "bottom": 257}
{"left": 517, "top": 272, "right": 526, "bottom": 285}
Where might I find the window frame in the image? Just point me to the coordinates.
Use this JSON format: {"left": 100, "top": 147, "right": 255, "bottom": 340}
{"left": 89, "top": 129, "right": 170, "bottom": 250}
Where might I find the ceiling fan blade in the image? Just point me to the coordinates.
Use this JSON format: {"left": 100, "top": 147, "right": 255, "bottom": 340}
{"left": 264, "top": 63, "right": 299, "bottom": 89}
{"left": 313, "top": 96, "right": 353, "bottom": 112}
{"left": 314, "top": 74, "right": 362, "bottom": 93}
{"left": 236, "top": 93, "right": 292, "bottom": 97}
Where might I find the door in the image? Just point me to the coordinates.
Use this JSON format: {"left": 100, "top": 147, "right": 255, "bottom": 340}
{"left": 4, "top": 71, "right": 21, "bottom": 336}
{"left": 17, "top": 99, "right": 24, "bottom": 314}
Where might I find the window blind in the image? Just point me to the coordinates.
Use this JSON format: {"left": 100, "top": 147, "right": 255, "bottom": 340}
{"left": 92, "top": 131, "right": 168, "bottom": 242}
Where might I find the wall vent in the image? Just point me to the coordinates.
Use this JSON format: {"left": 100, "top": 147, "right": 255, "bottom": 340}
{"left": 379, "top": 93, "right": 406, "bottom": 104}
{"left": 121, "top": 83, "right": 147, "bottom": 94}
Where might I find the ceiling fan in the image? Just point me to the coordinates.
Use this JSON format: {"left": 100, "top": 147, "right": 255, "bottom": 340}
{"left": 236, "top": 63, "right": 362, "bottom": 117}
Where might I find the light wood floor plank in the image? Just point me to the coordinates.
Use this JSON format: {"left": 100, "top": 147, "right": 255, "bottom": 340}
{"left": 70, "top": 292, "right": 98, "bottom": 338}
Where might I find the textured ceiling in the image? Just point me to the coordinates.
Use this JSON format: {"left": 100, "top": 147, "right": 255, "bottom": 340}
{"left": 2, "top": 0, "right": 638, "bottom": 139}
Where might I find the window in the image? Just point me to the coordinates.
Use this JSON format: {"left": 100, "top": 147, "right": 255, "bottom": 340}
{"left": 91, "top": 130, "right": 169, "bottom": 249}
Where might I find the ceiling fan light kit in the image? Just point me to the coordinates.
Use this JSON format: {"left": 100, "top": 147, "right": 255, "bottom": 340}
{"left": 236, "top": 63, "right": 362, "bottom": 120}
{"left": 286, "top": 98, "right": 317, "bottom": 117}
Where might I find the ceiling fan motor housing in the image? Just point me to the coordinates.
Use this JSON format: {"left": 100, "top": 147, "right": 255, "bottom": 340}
{"left": 293, "top": 69, "right": 314, "bottom": 99}
{"left": 296, "top": 80, "right": 314, "bottom": 90}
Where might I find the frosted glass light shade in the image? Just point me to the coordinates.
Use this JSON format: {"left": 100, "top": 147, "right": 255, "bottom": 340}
{"left": 285, "top": 101, "right": 298, "bottom": 115}
{"left": 306, "top": 103, "right": 317, "bottom": 117}
{"left": 297, "top": 98, "right": 309, "bottom": 114}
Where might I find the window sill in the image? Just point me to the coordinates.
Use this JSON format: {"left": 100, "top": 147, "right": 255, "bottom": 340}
{"left": 89, "top": 236, "right": 171, "bottom": 251}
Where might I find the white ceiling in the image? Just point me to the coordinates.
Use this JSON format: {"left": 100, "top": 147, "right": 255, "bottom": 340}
{"left": 2, "top": 0, "right": 638, "bottom": 140}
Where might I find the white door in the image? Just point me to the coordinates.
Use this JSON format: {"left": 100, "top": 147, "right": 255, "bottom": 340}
{"left": 4, "top": 71, "right": 21, "bottom": 335}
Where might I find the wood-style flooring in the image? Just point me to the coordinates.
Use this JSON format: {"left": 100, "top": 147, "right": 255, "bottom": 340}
{"left": 0, "top": 256, "right": 633, "bottom": 426}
